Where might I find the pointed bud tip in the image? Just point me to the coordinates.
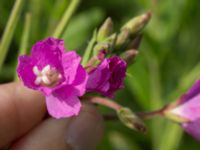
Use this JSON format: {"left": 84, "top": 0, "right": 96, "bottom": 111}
{"left": 124, "top": 49, "right": 139, "bottom": 57}
{"left": 116, "top": 29, "right": 130, "bottom": 47}
{"left": 122, "top": 11, "right": 152, "bottom": 35}
{"left": 117, "top": 107, "right": 146, "bottom": 133}
{"left": 106, "top": 17, "right": 112, "bottom": 23}
{"left": 129, "top": 34, "right": 143, "bottom": 49}
{"left": 103, "top": 17, "right": 113, "bottom": 29}
{"left": 143, "top": 11, "right": 152, "bottom": 23}
{"left": 121, "top": 49, "right": 139, "bottom": 64}
{"left": 134, "top": 122, "right": 147, "bottom": 133}
{"left": 97, "top": 17, "right": 113, "bottom": 42}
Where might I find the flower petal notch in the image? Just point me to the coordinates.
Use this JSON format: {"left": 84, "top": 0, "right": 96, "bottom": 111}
{"left": 17, "top": 37, "right": 88, "bottom": 118}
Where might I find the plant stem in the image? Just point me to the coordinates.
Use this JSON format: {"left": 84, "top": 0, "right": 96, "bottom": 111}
{"left": 87, "top": 96, "right": 122, "bottom": 111}
{"left": 15, "top": 13, "right": 32, "bottom": 81}
{"left": 0, "top": 0, "right": 24, "bottom": 70}
{"left": 86, "top": 96, "right": 164, "bottom": 120}
{"left": 136, "top": 109, "right": 163, "bottom": 119}
{"left": 81, "top": 30, "right": 97, "bottom": 66}
{"left": 52, "top": 0, "right": 80, "bottom": 38}
{"left": 103, "top": 108, "right": 163, "bottom": 121}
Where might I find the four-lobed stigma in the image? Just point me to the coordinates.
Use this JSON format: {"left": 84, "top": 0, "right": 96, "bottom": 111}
{"left": 33, "top": 65, "right": 62, "bottom": 87}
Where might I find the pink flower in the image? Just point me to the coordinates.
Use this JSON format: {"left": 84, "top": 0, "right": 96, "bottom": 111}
{"left": 165, "top": 79, "right": 200, "bottom": 141}
{"left": 86, "top": 56, "right": 127, "bottom": 97}
{"left": 17, "top": 38, "right": 88, "bottom": 118}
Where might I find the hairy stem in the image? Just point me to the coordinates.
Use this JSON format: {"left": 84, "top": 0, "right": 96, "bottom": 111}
{"left": 86, "top": 96, "right": 122, "bottom": 111}
{"left": 103, "top": 108, "right": 164, "bottom": 121}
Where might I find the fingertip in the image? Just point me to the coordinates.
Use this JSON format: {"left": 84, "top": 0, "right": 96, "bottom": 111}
{"left": 0, "top": 82, "right": 46, "bottom": 147}
{"left": 10, "top": 103, "right": 104, "bottom": 150}
{"left": 65, "top": 103, "right": 104, "bottom": 150}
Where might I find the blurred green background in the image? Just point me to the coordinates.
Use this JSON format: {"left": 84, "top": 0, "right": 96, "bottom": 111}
{"left": 1, "top": 0, "right": 200, "bottom": 149}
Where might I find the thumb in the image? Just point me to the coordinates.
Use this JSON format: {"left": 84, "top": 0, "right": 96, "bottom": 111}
{"left": 11, "top": 103, "right": 104, "bottom": 150}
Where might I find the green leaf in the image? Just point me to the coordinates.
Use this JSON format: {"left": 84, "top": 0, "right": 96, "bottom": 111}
{"left": 0, "top": 0, "right": 24, "bottom": 69}
{"left": 15, "top": 13, "right": 32, "bottom": 80}
{"left": 81, "top": 30, "right": 97, "bottom": 66}
{"left": 52, "top": 0, "right": 80, "bottom": 38}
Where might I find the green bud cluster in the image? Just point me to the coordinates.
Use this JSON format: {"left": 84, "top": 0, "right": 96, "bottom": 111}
{"left": 86, "top": 11, "right": 151, "bottom": 67}
{"left": 96, "top": 12, "right": 150, "bottom": 56}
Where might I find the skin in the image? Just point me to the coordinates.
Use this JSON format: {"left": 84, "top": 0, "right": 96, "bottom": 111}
{"left": 0, "top": 82, "right": 104, "bottom": 150}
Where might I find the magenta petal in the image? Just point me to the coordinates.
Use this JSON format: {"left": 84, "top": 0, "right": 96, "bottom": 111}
{"left": 46, "top": 85, "right": 81, "bottom": 118}
{"left": 86, "top": 56, "right": 127, "bottom": 97}
{"left": 46, "top": 95, "right": 81, "bottom": 119}
{"left": 167, "top": 78, "right": 200, "bottom": 142}
{"left": 38, "top": 86, "right": 54, "bottom": 96}
{"left": 17, "top": 38, "right": 88, "bottom": 119}
{"left": 31, "top": 38, "right": 65, "bottom": 55}
{"left": 171, "top": 93, "right": 200, "bottom": 121}
{"left": 62, "top": 51, "right": 81, "bottom": 84}
{"left": 182, "top": 119, "right": 200, "bottom": 141}
{"left": 17, "top": 56, "right": 38, "bottom": 89}
{"left": 72, "top": 65, "right": 88, "bottom": 96}
{"left": 31, "top": 38, "right": 64, "bottom": 72}
{"left": 181, "top": 79, "right": 200, "bottom": 103}
{"left": 87, "top": 59, "right": 110, "bottom": 91}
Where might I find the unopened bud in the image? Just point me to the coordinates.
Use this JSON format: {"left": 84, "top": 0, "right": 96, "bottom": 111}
{"left": 122, "top": 12, "right": 151, "bottom": 35}
{"left": 93, "top": 33, "right": 117, "bottom": 56}
{"left": 128, "top": 34, "right": 143, "bottom": 49}
{"left": 93, "top": 42, "right": 110, "bottom": 56}
{"left": 120, "top": 49, "right": 138, "bottom": 64}
{"left": 116, "top": 29, "right": 130, "bottom": 48}
{"left": 117, "top": 107, "right": 146, "bottom": 133}
{"left": 97, "top": 17, "right": 113, "bottom": 42}
{"left": 106, "top": 33, "right": 117, "bottom": 45}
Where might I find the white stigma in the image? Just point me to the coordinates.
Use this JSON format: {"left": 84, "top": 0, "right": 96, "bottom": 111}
{"left": 33, "top": 65, "right": 61, "bottom": 86}
{"left": 33, "top": 66, "right": 40, "bottom": 75}
{"left": 41, "top": 65, "right": 51, "bottom": 74}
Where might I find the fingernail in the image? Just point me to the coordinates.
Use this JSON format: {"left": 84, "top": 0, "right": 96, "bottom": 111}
{"left": 65, "top": 104, "right": 104, "bottom": 150}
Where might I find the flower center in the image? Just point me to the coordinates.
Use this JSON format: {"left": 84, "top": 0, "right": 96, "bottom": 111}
{"left": 33, "top": 65, "right": 62, "bottom": 87}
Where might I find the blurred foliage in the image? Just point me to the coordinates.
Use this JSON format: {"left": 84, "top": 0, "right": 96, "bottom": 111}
{"left": 1, "top": 0, "right": 200, "bottom": 149}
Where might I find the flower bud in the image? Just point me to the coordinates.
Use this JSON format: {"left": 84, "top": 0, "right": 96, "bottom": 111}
{"left": 93, "top": 33, "right": 117, "bottom": 56}
{"left": 86, "top": 56, "right": 127, "bottom": 97}
{"left": 120, "top": 49, "right": 138, "bottom": 64}
{"left": 117, "top": 107, "right": 146, "bottom": 132}
{"left": 122, "top": 12, "right": 151, "bottom": 36}
{"left": 116, "top": 29, "right": 130, "bottom": 48}
{"left": 163, "top": 79, "right": 200, "bottom": 141}
{"left": 97, "top": 17, "right": 113, "bottom": 42}
{"left": 128, "top": 34, "right": 143, "bottom": 49}
{"left": 86, "top": 50, "right": 107, "bottom": 70}
{"left": 93, "top": 42, "right": 109, "bottom": 56}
